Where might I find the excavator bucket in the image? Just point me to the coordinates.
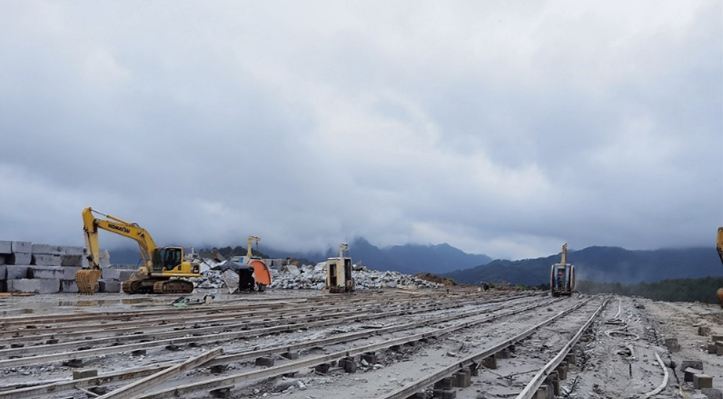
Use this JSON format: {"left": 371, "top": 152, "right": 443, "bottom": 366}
{"left": 76, "top": 269, "right": 101, "bottom": 294}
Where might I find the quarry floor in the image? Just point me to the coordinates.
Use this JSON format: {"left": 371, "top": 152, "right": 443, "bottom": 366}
{"left": 0, "top": 288, "right": 721, "bottom": 399}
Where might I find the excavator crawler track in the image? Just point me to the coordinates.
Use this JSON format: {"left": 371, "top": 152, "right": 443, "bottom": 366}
{"left": 122, "top": 277, "right": 193, "bottom": 294}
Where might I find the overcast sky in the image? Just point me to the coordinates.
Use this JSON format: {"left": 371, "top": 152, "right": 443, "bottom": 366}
{"left": 0, "top": 1, "right": 721, "bottom": 259}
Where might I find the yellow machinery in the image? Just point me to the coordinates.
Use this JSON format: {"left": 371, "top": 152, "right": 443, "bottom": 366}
{"left": 550, "top": 243, "right": 575, "bottom": 297}
{"left": 76, "top": 207, "right": 200, "bottom": 294}
{"left": 717, "top": 227, "right": 723, "bottom": 307}
{"left": 325, "top": 243, "right": 354, "bottom": 293}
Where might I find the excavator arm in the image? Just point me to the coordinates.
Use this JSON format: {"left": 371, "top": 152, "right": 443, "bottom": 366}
{"left": 82, "top": 207, "right": 158, "bottom": 270}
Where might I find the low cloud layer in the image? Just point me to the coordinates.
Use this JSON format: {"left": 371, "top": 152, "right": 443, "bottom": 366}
{"left": 0, "top": 1, "right": 720, "bottom": 259}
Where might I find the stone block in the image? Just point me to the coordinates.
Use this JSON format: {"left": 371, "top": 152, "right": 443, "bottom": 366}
{"left": 6, "top": 253, "right": 31, "bottom": 265}
{"left": 61, "top": 267, "right": 81, "bottom": 280}
{"left": 8, "top": 278, "right": 59, "bottom": 294}
{"left": 255, "top": 357, "right": 274, "bottom": 367}
{"left": 694, "top": 374, "right": 713, "bottom": 389}
{"left": 61, "top": 246, "right": 85, "bottom": 256}
{"left": 712, "top": 335, "right": 723, "bottom": 343}
{"left": 698, "top": 326, "right": 711, "bottom": 336}
{"left": 0, "top": 265, "right": 5, "bottom": 279}
{"left": 5, "top": 265, "right": 29, "bottom": 279}
{"left": 28, "top": 266, "right": 65, "bottom": 279}
{"left": 11, "top": 241, "right": 31, "bottom": 253}
{"left": 98, "top": 279, "right": 120, "bottom": 293}
{"left": 73, "top": 369, "right": 98, "bottom": 380}
{"left": 684, "top": 367, "right": 703, "bottom": 382}
{"left": 716, "top": 342, "right": 723, "bottom": 356}
{"left": 432, "top": 389, "right": 456, "bottom": 399}
{"left": 32, "top": 254, "right": 62, "bottom": 266}
{"left": 481, "top": 356, "right": 497, "bottom": 369}
{"left": 434, "top": 377, "right": 453, "bottom": 390}
{"left": 702, "top": 388, "right": 723, "bottom": 399}
{"left": 102, "top": 267, "right": 121, "bottom": 280}
{"left": 0, "top": 241, "right": 11, "bottom": 254}
{"left": 31, "top": 244, "right": 63, "bottom": 255}
{"left": 0, "top": 255, "right": 5, "bottom": 265}
{"left": 453, "top": 370, "right": 471, "bottom": 387}
{"left": 0, "top": 280, "right": 6, "bottom": 292}
{"left": 61, "top": 255, "right": 84, "bottom": 266}
{"left": 60, "top": 280, "right": 79, "bottom": 293}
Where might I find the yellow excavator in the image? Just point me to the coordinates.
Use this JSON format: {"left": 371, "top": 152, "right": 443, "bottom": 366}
{"left": 716, "top": 227, "right": 723, "bottom": 307}
{"left": 75, "top": 207, "right": 200, "bottom": 294}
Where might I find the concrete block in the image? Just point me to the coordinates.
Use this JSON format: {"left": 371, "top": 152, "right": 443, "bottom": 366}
{"left": 453, "top": 370, "right": 471, "bottom": 387}
{"left": 431, "top": 389, "right": 456, "bottom": 399}
{"left": 98, "top": 280, "right": 120, "bottom": 293}
{"left": 5, "top": 265, "right": 29, "bottom": 279}
{"left": 8, "top": 278, "right": 59, "bottom": 294}
{"left": 61, "top": 255, "right": 83, "bottom": 266}
{"left": 73, "top": 369, "right": 98, "bottom": 380}
{"left": 684, "top": 367, "right": 703, "bottom": 382}
{"left": 28, "top": 266, "right": 65, "bottom": 279}
{"left": 481, "top": 356, "right": 497, "bottom": 369}
{"left": 716, "top": 342, "right": 723, "bottom": 356}
{"left": 711, "top": 335, "right": 723, "bottom": 343}
{"left": 0, "top": 241, "right": 11, "bottom": 254}
{"left": 681, "top": 360, "right": 704, "bottom": 372}
{"left": 6, "top": 253, "right": 31, "bottom": 265}
{"left": 31, "top": 244, "right": 63, "bottom": 255}
{"left": 434, "top": 377, "right": 453, "bottom": 390}
{"left": 694, "top": 374, "right": 713, "bottom": 389}
{"left": 0, "top": 280, "right": 5, "bottom": 292}
{"left": 11, "top": 241, "right": 31, "bottom": 253}
{"left": 0, "top": 265, "right": 5, "bottom": 279}
{"left": 61, "top": 267, "right": 81, "bottom": 280}
{"left": 255, "top": 356, "right": 275, "bottom": 367}
{"left": 61, "top": 246, "right": 84, "bottom": 256}
{"left": 698, "top": 326, "right": 711, "bottom": 336}
{"left": 60, "top": 280, "right": 79, "bottom": 293}
{"left": 0, "top": 255, "right": 5, "bottom": 265}
{"left": 702, "top": 388, "right": 723, "bottom": 399}
{"left": 708, "top": 343, "right": 718, "bottom": 354}
{"left": 32, "top": 254, "right": 62, "bottom": 266}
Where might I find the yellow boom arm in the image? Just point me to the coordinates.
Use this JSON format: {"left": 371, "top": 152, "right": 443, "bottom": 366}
{"left": 82, "top": 207, "right": 157, "bottom": 271}
{"left": 717, "top": 227, "right": 723, "bottom": 264}
{"left": 246, "top": 235, "right": 260, "bottom": 258}
{"left": 561, "top": 243, "right": 568, "bottom": 265}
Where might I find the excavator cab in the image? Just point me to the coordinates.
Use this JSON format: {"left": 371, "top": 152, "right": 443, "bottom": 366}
{"left": 152, "top": 247, "right": 183, "bottom": 272}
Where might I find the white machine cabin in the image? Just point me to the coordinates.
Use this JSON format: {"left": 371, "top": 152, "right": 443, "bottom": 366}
{"left": 325, "top": 243, "right": 354, "bottom": 293}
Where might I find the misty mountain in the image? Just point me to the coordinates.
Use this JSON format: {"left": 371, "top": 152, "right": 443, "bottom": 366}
{"left": 447, "top": 246, "right": 723, "bottom": 285}
{"left": 106, "top": 237, "right": 492, "bottom": 274}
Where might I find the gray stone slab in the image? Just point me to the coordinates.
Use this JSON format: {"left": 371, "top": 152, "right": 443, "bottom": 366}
{"left": 60, "top": 246, "right": 85, "bottom": 256}
{"left": 11, "top": 241, "right": 31, "bottom": 253}
{"left": 8, "top": 278, "right": 59, "bottom": 294}
{"left": 0, "top": 265, "right": 5, "bottom": 280}
{"left": 31, "top": 244, "right": 63, "bottom": 255}
{"left": 0, "top": 280, "right": 6, "bottom": 292}
{"left": 61, "top": 254, "right": 84, "bottom": 266}
{"left": 0, "top": 241, "right": 11, "bottom": 254}
{"left": 28, "top": 266, "right": 65, "bottom": 279}
{"left": 102, "top": 267, "right": 121, "bottom": 280}
{"left": 6, "top": 253, "right": 31, "bottom": 265}
{"left": 0, "top": 255, "right": 5, "bottom": 265}
{"left": 61, "top": 266, "right": 81, "bottom": 280}
{"left": 99, "top": 279, "right": 121, "bottom": 293}
{"left": 60, "top": 279, "right": 79, "bottom": 293}
{"left": 5, "top": 265, "right": 29, "bottom": 279}
{"left": 32, "top": 254, "right": 62, "bottom": 266}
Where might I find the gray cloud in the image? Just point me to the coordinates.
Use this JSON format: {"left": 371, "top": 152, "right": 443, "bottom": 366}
{"left": 0, "top": 1, "right": 720, "bottom": 259}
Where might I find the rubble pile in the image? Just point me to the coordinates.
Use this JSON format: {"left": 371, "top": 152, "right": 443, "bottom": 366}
{"left": 269, "top": 263, "right": 441, "bottom": 290}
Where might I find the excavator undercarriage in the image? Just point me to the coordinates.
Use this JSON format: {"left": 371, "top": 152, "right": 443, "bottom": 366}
{"left": 121, "top": 274, "right": 195, "bottom": 294}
